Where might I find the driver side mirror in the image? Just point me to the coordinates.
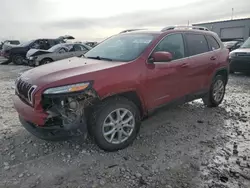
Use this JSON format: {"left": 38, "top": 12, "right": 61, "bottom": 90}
{"left": 148, "top": 51, "right": 173, "bottom": 63}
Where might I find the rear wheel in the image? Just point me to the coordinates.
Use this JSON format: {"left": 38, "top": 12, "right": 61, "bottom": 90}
{"left": 12, "top": 55, "right": 24, "bottom": 65}
{"left": 90, "top": 97, "right": 141, "bottom": 151}
{"left": 40, "top": 58, "right": 53, "bottom": 65}
{"left": 202, "top": 75, "right": 226, "bottom": 107}
{"left": 19, "top": 116, "right": 73, "bottom": 141}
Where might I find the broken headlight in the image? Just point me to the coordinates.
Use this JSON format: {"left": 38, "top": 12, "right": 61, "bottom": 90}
{"left": 43, "top": 82, "right": 90, "bottom": 94}
{"left": 28, "top": 56, "right": 38, "bottom": 60}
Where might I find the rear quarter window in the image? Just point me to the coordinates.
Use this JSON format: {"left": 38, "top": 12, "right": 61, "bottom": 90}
{"left": 185, "top": 33, "right": 209, "bottom": 56}
{"left": 206, "top": 35, "right": 220, "bottom": 51}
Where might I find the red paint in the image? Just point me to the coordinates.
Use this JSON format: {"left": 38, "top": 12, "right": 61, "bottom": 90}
{"left": 14, "top": 29, "right": 229, "bottom": 126}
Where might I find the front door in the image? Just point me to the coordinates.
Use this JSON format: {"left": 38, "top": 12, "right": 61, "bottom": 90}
{"left": 145, "top": 33, "right": 191, "bottom": 109}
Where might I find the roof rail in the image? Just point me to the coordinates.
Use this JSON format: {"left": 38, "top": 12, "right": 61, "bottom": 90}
{"left": 119, "top": 29, "right": 146, "bottom": 34}
{"left": 161, "top": 26, "right": 209, "bottom": 32}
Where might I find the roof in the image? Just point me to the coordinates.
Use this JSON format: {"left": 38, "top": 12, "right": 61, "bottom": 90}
{"left": 193, "top": 17, "right": 250, "bottom": 25}
{"left": 120, "top": 29, "right": 214, "bottom": 35}
{"left": 120, "top": 30, "right": 162, "bottom": 35}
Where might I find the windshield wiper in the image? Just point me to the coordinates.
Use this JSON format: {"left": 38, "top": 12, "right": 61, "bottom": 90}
{"left": 86, "top": 56, "right": 113, "bottom": 61}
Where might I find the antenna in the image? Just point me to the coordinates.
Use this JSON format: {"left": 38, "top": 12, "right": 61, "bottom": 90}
{"left": 231, "top": 8, "right": 234, "bottom": 20}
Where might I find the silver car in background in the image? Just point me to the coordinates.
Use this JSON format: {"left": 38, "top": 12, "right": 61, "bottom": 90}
{"left": 26, "top": 43, "right": 92, "bottom": 66}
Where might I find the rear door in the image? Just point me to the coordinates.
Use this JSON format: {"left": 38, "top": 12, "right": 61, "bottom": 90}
{"left": 184, "top": 33, "right": 215, "bottom": 93}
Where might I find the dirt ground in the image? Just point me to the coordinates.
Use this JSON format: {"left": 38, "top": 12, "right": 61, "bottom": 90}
{"left": 0, "top": 62, "right": 250, "bottom": 188}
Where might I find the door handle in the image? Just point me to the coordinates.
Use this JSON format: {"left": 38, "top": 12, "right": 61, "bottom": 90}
{"left": 210, "top": 56, "right": 216, "bottom": 60}
{"left": 180, "top": 63, "right": 188, "bottom": 68}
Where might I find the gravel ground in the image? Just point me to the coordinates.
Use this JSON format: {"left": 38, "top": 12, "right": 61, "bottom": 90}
{"left": 0, "top": 64, "right": 250, "bottom": 188}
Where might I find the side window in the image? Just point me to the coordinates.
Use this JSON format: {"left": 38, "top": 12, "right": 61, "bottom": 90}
{"left": 80, "top": 45, "right": 89, "bottom": 51}
{"left": 206, "top": 35, "right": 220, "bottom": 51}
{"left": 74, "top": 44, "right": 88, "bottom": 51}
{"left": 30, "top": 40, "right": 40, "bottom": 49}
{"left": 185, "top": 34, "right": 209, "bottom": 56}
{"left": 58, "top": 48, "right": 67, "bottom": 53}
{"left": 154, "top": 33, "right": 185, "bottom": 60}
{"left": 43, "top": 39, "right": 50, "bottom": 50}
{"left": 49, "top": 40, "right": 57, "bottom": 47}
{"left": 68, "top": 45, "right": 75, "bottom": 52}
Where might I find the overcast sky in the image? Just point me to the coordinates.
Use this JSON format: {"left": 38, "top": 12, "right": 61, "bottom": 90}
{"left": 0, "top": 0, "right": 250, "bottom": 42}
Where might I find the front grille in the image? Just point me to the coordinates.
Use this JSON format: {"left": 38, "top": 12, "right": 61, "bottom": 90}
{"left": 16, "top": 78, "right": 37, "bottom": 105}
{"left": 236, "top": 52, "right": 250, "bottom": 57}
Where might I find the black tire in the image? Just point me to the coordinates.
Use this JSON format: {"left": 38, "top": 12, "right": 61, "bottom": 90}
{"left": 229, "top": 69, "right": 234, "bottom": 74}
{"left": 12, "top": 55, "right": 24, "bottom": 65}
{"left": 90, "top": 97, "right": 141, "bottom": 151}
{"left": 40, "top": 58, "right": 53, "bottom": 65}
{"left": 19, "top": 116, "right": 73, "bottom": 141}
{"left": 202, "top": 75, "right": 226, "bottom": 107}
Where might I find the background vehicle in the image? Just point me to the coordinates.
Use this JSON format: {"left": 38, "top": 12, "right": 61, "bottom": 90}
{"left": 0, "top": 40, "right": 20, "bottom": 50}
{"left": 26, "top": 43, "right": 92, "bottom": 66}
{"left": 1, "top": 35, "right": 74, "bottom": 65}
{"left": 223, "top": 39, "right": 244, "bottom": 52}
{"left": 14, "top": 26, "right": 229, "bottom": 151}
{"left": 229, "top": 37, "right": 250, "bottom": 74}
{"left": 85, "top": 42, "right": 98, "bottom": 47}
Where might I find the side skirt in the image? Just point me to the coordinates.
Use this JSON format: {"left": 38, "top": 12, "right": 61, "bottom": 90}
{"left": 147, "top": 90, "right": 208, "bottom": 117}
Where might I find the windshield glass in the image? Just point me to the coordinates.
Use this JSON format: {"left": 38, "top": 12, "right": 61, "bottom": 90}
{"left": 20, "top": 40, "right": 35, "bottom": 47}
{"left": 84, "top": 34, "right": 156, "bottom": 62}
{"left": 48, "top": 44, "right": 64, "bottom": 52}
{"left": 240, "top": 38, "right": 250, "bottom": 48}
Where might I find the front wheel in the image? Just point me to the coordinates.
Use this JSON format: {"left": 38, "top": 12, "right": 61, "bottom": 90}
{"left": 40, "top": 58, "right": 53, "bottom": 65}
{"left": 90, "top": 97, "right": 141, "bottom": 151}
{"left": 202, "top": 75, "right": 226, "bottom": 107}
{"left": 12, "top": 55, "right": 24, "bottom": 65}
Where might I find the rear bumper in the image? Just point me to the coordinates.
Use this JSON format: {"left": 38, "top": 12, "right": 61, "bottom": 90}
{"left": 13, "top": 95, "right": 48, "bottom": 126}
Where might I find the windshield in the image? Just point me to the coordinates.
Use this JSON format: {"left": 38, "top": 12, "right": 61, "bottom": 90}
{"left": 240, "top": 38, "right": 250, "bottom": 48}
{"left": 84, "top": 34, "right": 156, "bottom": 62}
{"left": 48, "top": 44, "right": 64, "bottom": 52}
{"left": 20, "top": 40, "right": 35, "bottom": 47}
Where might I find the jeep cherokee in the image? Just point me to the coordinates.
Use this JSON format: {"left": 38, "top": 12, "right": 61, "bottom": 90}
{"left": 13, "top": 26, "right": 229, "bottom": 151}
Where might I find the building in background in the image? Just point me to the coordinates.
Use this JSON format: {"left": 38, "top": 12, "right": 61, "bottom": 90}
{"left": 193, "top": 18, "right": 250, "bottom": 42}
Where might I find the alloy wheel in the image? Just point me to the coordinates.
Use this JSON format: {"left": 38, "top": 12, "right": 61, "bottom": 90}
{"left": 213, "top": 79, "right": 225, "bottom": 102}
{"left": 102, "top": 108, "right": 135, "bottom": 144}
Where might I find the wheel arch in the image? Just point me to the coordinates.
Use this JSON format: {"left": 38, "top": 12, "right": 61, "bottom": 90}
{"left": 100, "top": 90, "right": 146, "bottom": 118}
{"left": 40, "top": 57, "right": 54, "bottom": 65}
{"left": 213, "top": 67, "right": 229, "bottom": 85}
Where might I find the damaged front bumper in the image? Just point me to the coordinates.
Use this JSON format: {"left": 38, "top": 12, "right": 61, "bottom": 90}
{"left": 14, "top": 89, "right": 99, "bottom": 132}
{"left": 13, "top": 95, "right": 48, "bottom": 125}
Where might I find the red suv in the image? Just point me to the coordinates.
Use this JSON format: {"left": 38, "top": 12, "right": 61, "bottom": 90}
{"left": 13, "top": 26, "right": 229, "bottom": 151}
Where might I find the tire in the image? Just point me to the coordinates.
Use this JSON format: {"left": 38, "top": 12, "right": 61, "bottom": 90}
{"left": 90, "top": 97, "right": 141, "bottom": 151}
{"left": 229, "top": 69, "right": 234, "bottom": 74}
{"left": 12, "top": 55, "right": 24, "bottom": 65}
{"left": 19, "top": 116, "right": 73, "bottom": 141}
{"left": 202, "top": 75, "right": 226, "bottom": 107}
{"left": 40, "top": 58, "right": 53, "bottom": 65}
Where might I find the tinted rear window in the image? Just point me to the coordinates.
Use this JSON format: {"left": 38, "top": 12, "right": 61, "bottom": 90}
{"left": 185, "top": 33, "right": 209, "bottom": 56}
{"left": 206, "top": 35, "right": 220, "bottom": 50}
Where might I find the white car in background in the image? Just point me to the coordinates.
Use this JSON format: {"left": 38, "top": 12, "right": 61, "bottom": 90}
{"left": 26, "top": 43, "right": 92, "bottom": 66}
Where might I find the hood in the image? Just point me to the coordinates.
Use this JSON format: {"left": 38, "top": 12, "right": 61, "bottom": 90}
{"left": 20, "top": 57, "right": 125, "bottom": 87}
{"left": 26, "top": 49, "right": 51, "bottom": 58}
{"left": 230, "top": 48, "right": 250, "bottom": 54}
